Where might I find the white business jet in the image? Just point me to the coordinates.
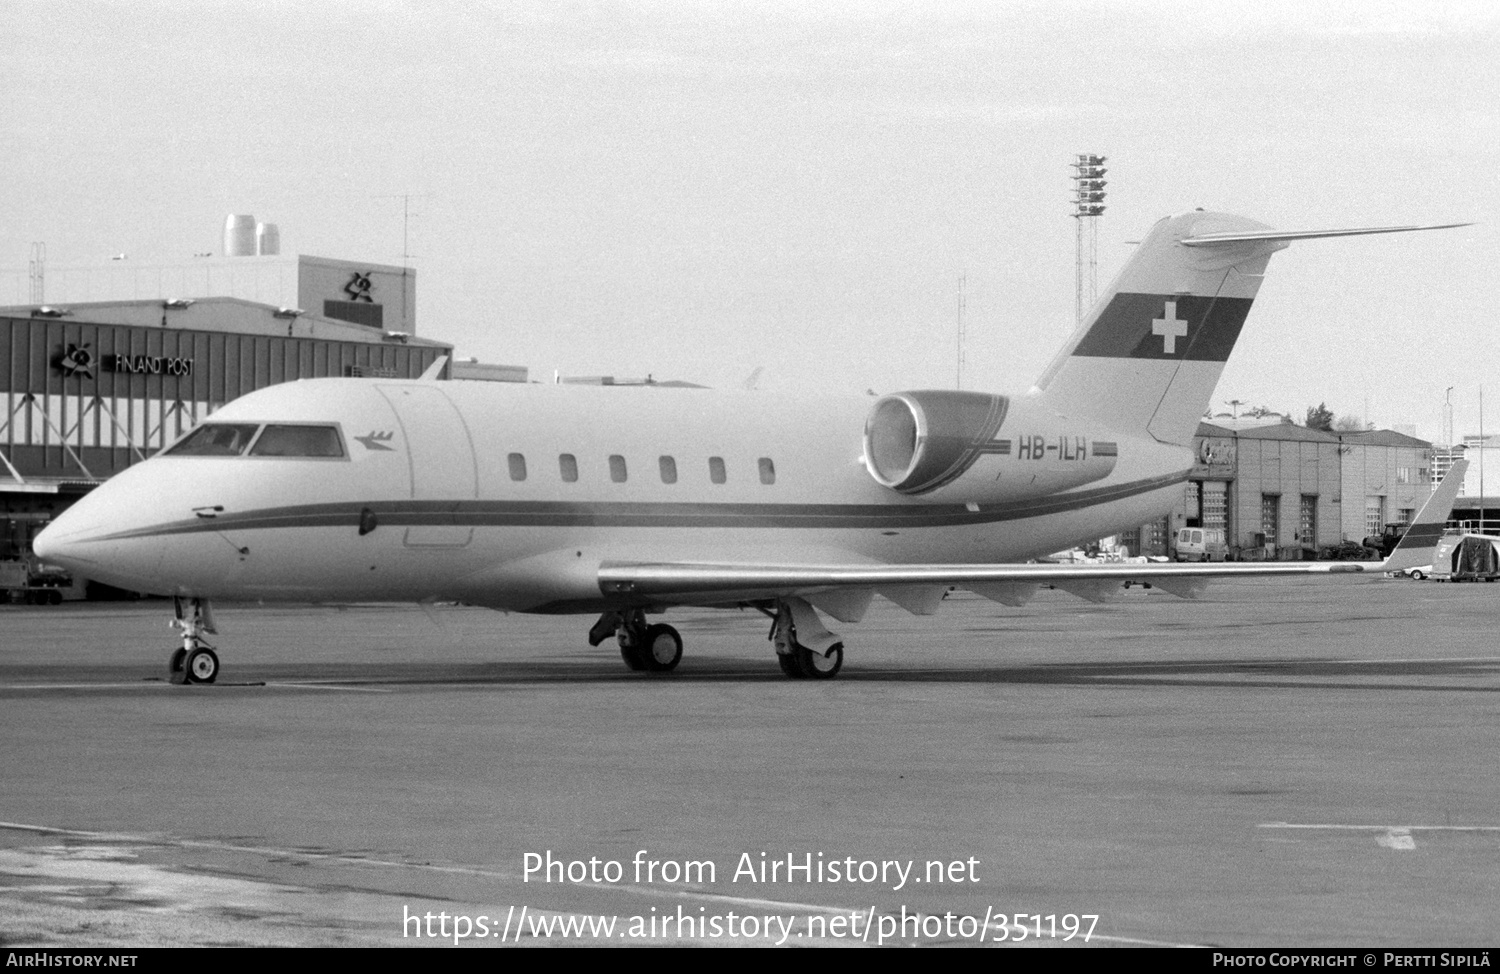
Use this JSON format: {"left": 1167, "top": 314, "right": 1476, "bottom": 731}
{"left": 33, "top": 210, "right": 1466, "bottom": 684}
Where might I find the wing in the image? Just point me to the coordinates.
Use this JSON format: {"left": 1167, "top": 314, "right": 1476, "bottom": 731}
{"left": 599, "top": 557, "right": 1369, "bottom": 616}
{"left": 599, "top": 459, "right": 1466, "bottom": 619}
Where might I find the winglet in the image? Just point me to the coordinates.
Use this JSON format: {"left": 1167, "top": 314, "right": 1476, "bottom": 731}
{"left": 1377, "top": 459, "right": 1467, "bottom": 574}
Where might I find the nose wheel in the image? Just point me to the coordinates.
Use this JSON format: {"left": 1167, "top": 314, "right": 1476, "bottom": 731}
{"left": 169, "top": 597, "right": 220, "bottom": 685}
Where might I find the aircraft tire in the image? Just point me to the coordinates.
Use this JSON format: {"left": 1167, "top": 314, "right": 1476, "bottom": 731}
{"left": 184, "top": 646, "right": 219, "bottom": 684}
{"left": 777, "top": 653, "right": 803, "bottom": 678}
{"left": 641, "top": 624, "right": 682, "bottom": 672}
{"left": 168, "top": 648, "right": 188, "bottom": 685}
{"left": 794, "top": 643, "right": 843, "bottom": 680}
{"left": 619, "top": 641, "right": 649, "bottom": 671}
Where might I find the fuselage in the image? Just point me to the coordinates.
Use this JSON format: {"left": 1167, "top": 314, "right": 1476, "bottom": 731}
{"left": 34, "top": 377, "right": 1192, "bottom": 612}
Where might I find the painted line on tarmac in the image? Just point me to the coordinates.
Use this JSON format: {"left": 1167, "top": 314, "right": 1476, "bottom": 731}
{"left": 263, "top": 682, "right": 393, "bottom": 693}
{"left": 1259, "top": 822, "right": 1500, "bottom": 851}
{"left": 0, "top": 680, "right": 390, "bottom": 693}
{"left": 0, "top": 682, "right": 173, "bottom": 690}
{"left": 1260, "top": 822, "right": 1500, "bottom": 832}
{"left": 0, "top": 819, "right": 1194, "bottom": 947}
{"left": 1330, "top": 655, "right": 1500, "bottom": 665}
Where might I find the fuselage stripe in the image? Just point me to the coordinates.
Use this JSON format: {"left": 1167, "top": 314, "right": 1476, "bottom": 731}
{"left": 93, "top": 470, "right": 1191, "bottom": 542}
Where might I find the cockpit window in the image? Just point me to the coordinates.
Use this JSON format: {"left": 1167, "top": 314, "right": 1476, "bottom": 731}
{"left": 248, "top": 425, "right": 345, "bottom": 458}
{"left": 166, "top": 424, "right": 261, "bottom": 456}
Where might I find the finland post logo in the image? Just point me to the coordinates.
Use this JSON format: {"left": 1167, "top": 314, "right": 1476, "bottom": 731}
{"left": 55, "top": 343, "right": 95, "bottom": 379}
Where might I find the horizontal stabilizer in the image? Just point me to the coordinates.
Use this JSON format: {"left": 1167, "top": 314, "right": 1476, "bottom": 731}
{"left": 1182, "top": 222, "right": 1471, "bottom": 248}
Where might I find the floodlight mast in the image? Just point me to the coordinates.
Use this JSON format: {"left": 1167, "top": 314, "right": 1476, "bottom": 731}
{"left": 1071, "top": 153, "right": 1107, "bottom": 327}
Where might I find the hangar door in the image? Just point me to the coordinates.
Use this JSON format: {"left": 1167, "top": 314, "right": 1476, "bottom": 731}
{"left": 377, "top": 385, "right": 477, "bottom": 547}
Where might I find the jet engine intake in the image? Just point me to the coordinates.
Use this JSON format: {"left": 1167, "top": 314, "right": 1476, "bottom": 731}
{"left": 863, "top": 390, "right": 1118, "bottom": 504}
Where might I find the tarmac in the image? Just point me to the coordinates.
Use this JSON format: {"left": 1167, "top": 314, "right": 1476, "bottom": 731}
{"left": 1, "top": 574, "right": 1498, "bottom": 947}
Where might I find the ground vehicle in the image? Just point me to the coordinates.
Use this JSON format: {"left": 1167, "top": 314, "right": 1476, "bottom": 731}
{"left": 1173, "top": 528, "right": 1230, "bottom": 562}
{"left": 0, "top": 558, "right": 68, "bottom": 604}
{"left": 1363, "top": 523, "right": 1409, "bottom": 559}
{"left": 1431, "top": 533, "right": 1500, "bottom": 582}
{"left": 1319, "top": 539, "right": 1378, "bottom": 561}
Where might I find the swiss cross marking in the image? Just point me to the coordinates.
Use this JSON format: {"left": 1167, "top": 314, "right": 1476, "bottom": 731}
{"left": 1152, "top": 300, "right": 1188, "bottom": 354}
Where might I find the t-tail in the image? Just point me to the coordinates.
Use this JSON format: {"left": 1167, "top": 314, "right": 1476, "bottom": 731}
{"left": 1030, "top": 211, "right": 1469, "bottom": 446}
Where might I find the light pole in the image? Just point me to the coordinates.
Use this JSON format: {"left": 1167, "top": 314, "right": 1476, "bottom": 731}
{"left": 1071, "top": 154, "right": 1107, "bottom": 327}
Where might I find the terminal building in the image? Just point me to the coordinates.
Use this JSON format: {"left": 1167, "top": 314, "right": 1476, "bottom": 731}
{"left": 1, "top": 222, "right": 455, "bottom": 584}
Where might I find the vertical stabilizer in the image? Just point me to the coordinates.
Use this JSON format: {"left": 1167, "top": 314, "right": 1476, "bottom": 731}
{"left": 1378, "top": 459, "right": 1467, "bottom": 574}
{"left": 1031, "top": 210, "right": 1285, "bottom": 445}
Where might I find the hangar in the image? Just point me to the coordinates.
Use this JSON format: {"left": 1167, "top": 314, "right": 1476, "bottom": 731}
{"left": 1123, "top": 421, "right": 1436, "bottom": 560}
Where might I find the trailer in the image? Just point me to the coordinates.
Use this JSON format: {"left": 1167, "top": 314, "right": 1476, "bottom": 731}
{"left": 1430, "top": 533, "right": 1500, "bottom": 583}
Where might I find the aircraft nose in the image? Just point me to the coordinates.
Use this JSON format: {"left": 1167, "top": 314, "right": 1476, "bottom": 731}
{"left": 30, "top": 482, "right": 167, "bottom": 593}
{"left": 33, "top": 505, "right": 98, "bottom": 571}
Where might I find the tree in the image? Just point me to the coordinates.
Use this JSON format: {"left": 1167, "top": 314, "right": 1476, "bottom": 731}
{"left": 1334, "top": 414, "right": 1364, "bottom": 431}
{"left": 1305, "top": 402, "right": 1334, "bottom": 432}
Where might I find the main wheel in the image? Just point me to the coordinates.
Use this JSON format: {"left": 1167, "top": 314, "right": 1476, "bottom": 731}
{"left": 168, "top": 647, "right": 188, "bottom": 685}
{"left": 619, "top": 637, "right": 649, "bottom": 671}
{"left": 641, "top": 624, "right": 682, "bottom": 672}
{"left": 794, "top": 643, "right": 843, "bottom": 679}
{"left": 184, "top": 646, "right": 219, "bottom": 684}
{"left": 777, "top": 652, "right": 803, "bottom": 678}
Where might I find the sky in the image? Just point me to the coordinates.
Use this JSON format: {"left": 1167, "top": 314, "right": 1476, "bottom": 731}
{"left": 3, "top": 0, "right": 1497, "bottom": 442}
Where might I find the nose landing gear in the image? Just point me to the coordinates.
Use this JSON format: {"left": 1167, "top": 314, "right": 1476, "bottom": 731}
{"left": 169, "top": 597, "right": 220, "bottom": 685}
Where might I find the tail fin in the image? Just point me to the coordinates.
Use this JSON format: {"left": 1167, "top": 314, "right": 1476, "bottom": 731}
{"left": 1378, "top": 459, "right": 1466, "bottom": 574}
{"left": 1030, "top": 212, "right": 1469, "bottom": 446}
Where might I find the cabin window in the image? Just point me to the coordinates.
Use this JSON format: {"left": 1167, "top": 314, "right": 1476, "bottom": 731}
{"left": 659, "top": 456, "right": 677, "bottom": 484}
{"left": 758, "top": 457, "right": 776, "bottom": 485}
{"left": 167, "top": 423, "right": 261, "bottom": 456}
{"left": 709, "top": 456, "right": 726, "bottom": 484}
{"left": 609, "top": 455, "right": 628, "bottom": 483}
{"left": 249, "top": 425, "right": 345, "bottom": 458}
{"left": 559, "top": 454, "right": 578, "bottom": 483}
{"left": 508, "top": 453, "right": 527, "bottom": 481}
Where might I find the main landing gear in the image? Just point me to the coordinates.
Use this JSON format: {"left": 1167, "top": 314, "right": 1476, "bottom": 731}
{"left": 169, "top": 596, "right": 220, "bottom": 685}
{"left": 765, "top": 597, "right": 844, "bottom": 680}
{"left": 588, "top": 597, "right": 846, "bottom": 679}
{"left": 590, "top": 609, "right": 682, "bottom": 673}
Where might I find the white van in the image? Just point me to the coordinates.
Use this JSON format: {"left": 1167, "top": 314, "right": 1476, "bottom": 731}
{"left": 1173, "top": 527, "right": 1229, "bottom": 562}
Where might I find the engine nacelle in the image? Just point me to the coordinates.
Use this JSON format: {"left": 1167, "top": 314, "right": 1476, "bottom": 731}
{"left": 862, "top": 390, "right": 1119, "bottom": 503}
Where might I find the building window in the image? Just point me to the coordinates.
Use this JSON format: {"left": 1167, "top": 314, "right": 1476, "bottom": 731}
{"left": 708, "top": 456, "right": 726, "bottom": 484}
{"left": 758, "top": 457, "right": 776, "bottom": 485}
{"left": 559, "top": 454, "right": 578, "bottom": 483}
{"left": 1397, "top": 507, "right": 1415, "bottom": 527}
{"left": 1365, "top": 496, "right": 1385, "bottom": 536}
{"left": 1261, "top": 494, "right": 1280, "bottom": 545}
{"left": 1202, "top": 481, "right": 1227, "bottom": 530}
{"left": 508, "top": 453, "right": 527, "bottom": 481}
{"left": 659, "top": 456, "right": 677, "bottom": 484}
{"left": 609, "top": 455, "right": 627, "bottom": 483}
{"left": 1299, "top": 495, "right": 1317, "bottom": 546}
